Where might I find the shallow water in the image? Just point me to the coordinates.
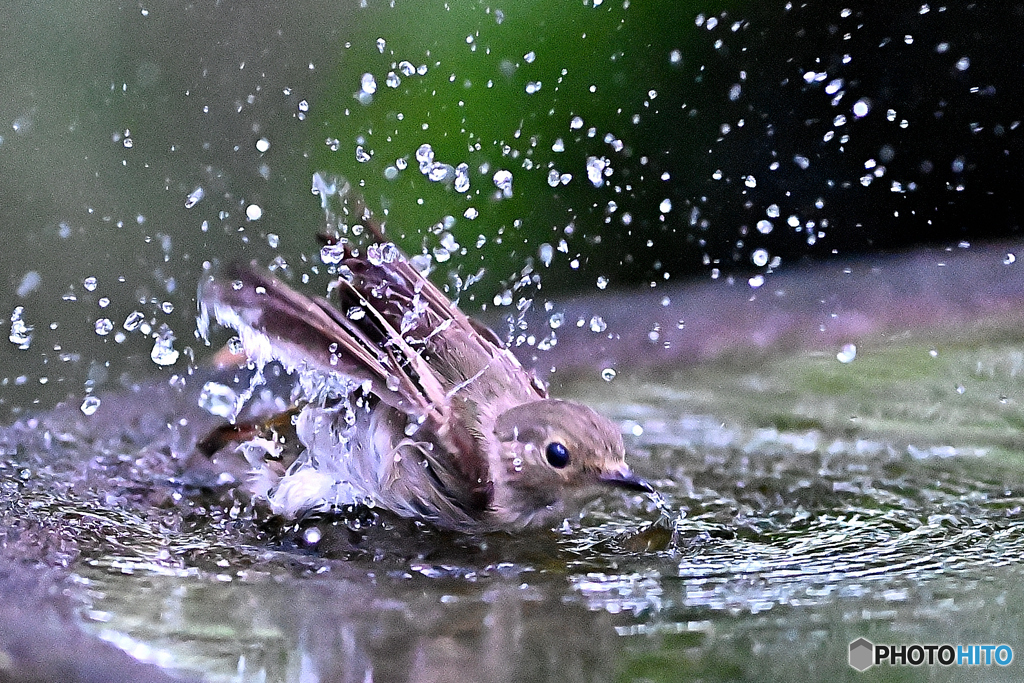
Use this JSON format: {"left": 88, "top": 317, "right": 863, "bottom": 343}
{"left": 4, "top": 329, "right": 1024, "bottom": 682}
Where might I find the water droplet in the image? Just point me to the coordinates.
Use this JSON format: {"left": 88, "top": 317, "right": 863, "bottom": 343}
{"left": 415, "top": 143, "right": 435, "bottom": 170}
{"left": 185, "top": 187, "right": 204, "bottom": 208}
{"left": 426, "top": 162, "right": 454, "bottom": 182}
{"left": 525, "top": 81, "right": 542, "bottom": 94}
{"left": 601, "top": 368, "right": 616, "bottom": 381}
{"left": 464, "top": 207, "right": 479, "bottom": 220}
{"left": 16, "top": 271, "right": 40, "bottom": 298}
{"left": 659, "top": 198, "right": 673, "bottom": 213}
{"left": 80, "top": 395, "right": 101, "bottom": 416}
{"left": 596, "top": 276, "right": 608, "bottom": 290}
{"left": 94, "top": 318, "right": 113, "bottom": 336}
{"left": 123, "top": 311, "right": 145, "bottom": 331}
{"left": 256, "top": 137, "right": 270, "bottom": 152}
{"left": 852, "top": 98, "right": 871, "bottom": 118}
{"left": 199, "top": 381, "right": 240, "bottom": 418}
{"left": 538, "top": 243, "right": 554, "bottom": 266}
{"left": 756, "top": 219, "right": 774, "bottom": 234}
{"left": 837, "top": 343, "right": 857, "bottom": 364}
{"left": 398, "top": 60, "right": 416, "bottom": 76}
{"left": 589, "top": 316, "right": 607, "bottom": 333}
{"left": 376, "top": 37, "right": 386, "bottom": 54}
{"left": 8, "top": 307, "right": 33, "bottom": 349}
{"left": 955, "top": 56, "right": 970, "bottom": 71}
{"left": 150, "top": 325, "right": 179, "bottom": 366}
{"left": 570, "top": 116, "right": 584, "bottom": 130}
{"left": 751, "top": 249, "right": 769, "bottom": 267}
{"left": 385, "top": 71, "right": 401, "bottom": 89}
{"left": 267, "top": 233, "right": 279, "bottom": 248}
{"left": 246, "top": 204, "right": 262, "bottom": 221}
{"left": 83, "top": 277, "right": 98, "bottom": 292}
{"left": 366, "top": 242, "right": 398, "bottom": 266}
{"left": 348, "top": 306, "right": 366, "bottom": 321}
{"left": 492, "top": 289, "right": 513, "bottom": 307}
{"left": 586, "top": 156, "right": 609, "bottom": 187}
{"left": 321, "top": 243, "right": 345, "bottom": 265}
{"left": 355, "top": 145, "right": 371, "bottom": 163}
{"left": 359, "top": 73, "right": 377, "bottom": 96}
{"left": 454, "top": 163, "right": 470, "bottom": 193}
{"left": 493, "top": 169, "right": 513, "bottom": 198}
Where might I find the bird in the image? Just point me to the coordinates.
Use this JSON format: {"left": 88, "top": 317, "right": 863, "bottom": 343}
{"left": 196, "top": 216, "right": 651, "bottom": 533}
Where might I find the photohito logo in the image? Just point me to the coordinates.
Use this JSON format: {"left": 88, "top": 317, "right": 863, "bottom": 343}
{"left": 849, "top": 638, "right": 1013, "bottom": 671}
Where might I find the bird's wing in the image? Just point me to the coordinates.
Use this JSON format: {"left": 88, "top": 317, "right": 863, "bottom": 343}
{"left": 199, "top": 262, "right": 445, "bottom": 424}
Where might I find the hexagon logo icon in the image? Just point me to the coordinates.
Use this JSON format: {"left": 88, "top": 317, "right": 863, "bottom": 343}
{"left": 849, "top": 638, "right": 874, "bottom": 671}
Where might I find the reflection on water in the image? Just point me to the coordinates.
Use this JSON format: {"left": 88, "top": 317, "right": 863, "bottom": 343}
{"left": 77, "top": 566, "right": 619, "bottom": 683}
{"left": 4, "top": 338, "right": 1024, "bottom": 682}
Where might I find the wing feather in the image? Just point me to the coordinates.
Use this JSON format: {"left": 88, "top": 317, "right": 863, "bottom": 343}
{"left": 199, "top": 263, "right": 440, "bottom": 420}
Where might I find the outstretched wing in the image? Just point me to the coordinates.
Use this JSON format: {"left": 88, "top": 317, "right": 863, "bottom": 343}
{"left": 199, "top": 262, "right": 446, "bottom": 423}
{"left": 329, "top": 238, "right": 544, "bottom": 401}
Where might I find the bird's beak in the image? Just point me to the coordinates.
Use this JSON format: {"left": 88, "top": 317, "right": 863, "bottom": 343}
{"left": 599, "top": 466, "right": 654, "bottom": 494}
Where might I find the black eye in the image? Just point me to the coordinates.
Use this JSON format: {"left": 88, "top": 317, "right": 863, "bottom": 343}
{"left": 545, "top": 442, "right": 570, "bottom": 468}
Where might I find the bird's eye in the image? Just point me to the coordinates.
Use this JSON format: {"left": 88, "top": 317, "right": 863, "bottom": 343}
{"left": 545, "top": 442, "right": 570, "bottom": 468}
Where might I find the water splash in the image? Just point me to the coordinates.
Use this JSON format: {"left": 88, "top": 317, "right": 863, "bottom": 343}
{"left": 150, "top": 325, "right": 179, "bottom": 366}
{"left": 184, "top": 187, "right": 204, "bottom": 209}
{"left": 8, "top": 307, "right": 33, "bottom": 350}
{"left": 198, "top": 381, "right": 241, "bottom": 420}
{"left": 492, "top": 169, "right": 513, "bottom": 198}
{"left": 16, "top": 271, "right": 40, "bottom": 298}
{"left": 123, "top": 311, "right": 145, "bottom": 332}
{"left": 80, "top": 395, "right": 102, "bottom": 416}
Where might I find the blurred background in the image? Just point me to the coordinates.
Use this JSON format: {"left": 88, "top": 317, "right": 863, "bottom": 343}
{"left": 1, "top": 0, "right": 1022, "bottom": 421}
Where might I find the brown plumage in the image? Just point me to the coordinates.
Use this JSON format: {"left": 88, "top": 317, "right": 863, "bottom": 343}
{"left": 198, "top": 231, "right": 650, "bottom": 532}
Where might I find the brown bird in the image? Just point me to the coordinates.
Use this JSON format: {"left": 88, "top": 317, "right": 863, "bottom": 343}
{"left": 197, "top": 225, "right": 651, "bottom": 532}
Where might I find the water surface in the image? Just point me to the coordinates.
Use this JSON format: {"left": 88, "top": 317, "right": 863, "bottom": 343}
{"left": 4, "top": 323, "right": 1024, "bottom": 682}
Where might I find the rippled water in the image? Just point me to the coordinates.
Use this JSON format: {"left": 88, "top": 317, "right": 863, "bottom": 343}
{"left": 4, "top": 334, "right": 1024, "bottom": 682}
